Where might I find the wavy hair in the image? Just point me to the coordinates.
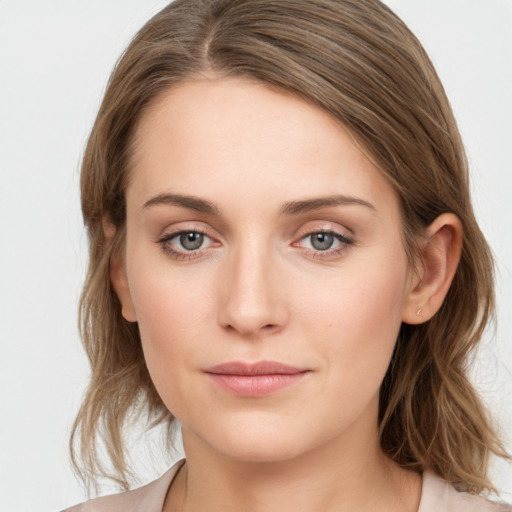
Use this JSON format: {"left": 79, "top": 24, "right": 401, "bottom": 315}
{"left": 71, "top": 0, "right": 508, "bottom": 494}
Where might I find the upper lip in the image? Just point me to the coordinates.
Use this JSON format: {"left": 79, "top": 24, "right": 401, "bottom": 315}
{"left": 205, "top": 361, "right": 308, "bottom": 376}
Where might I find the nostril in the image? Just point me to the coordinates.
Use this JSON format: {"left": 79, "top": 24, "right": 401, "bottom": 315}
{"left": 261, "top": 323, "right": 280, "bottom": 333}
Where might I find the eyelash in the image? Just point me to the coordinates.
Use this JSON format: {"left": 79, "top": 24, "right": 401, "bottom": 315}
{"left": 157, "top": 228, "right": 354, "bottom": 261}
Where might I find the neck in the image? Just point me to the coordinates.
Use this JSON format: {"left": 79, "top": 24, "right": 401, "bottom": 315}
{"left": 164, "top": 419, "right": 421, "bottom": 512}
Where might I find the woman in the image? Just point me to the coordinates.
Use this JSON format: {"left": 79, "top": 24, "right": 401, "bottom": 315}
{"left": 64, "top": 0, "right": 511, "bottom": 510}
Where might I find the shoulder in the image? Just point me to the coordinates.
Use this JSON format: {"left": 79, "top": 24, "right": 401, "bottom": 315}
{"left": 61, "top": 460, "right": 185, "bottom": 512}
{"left": 419, "top": 471, "right": 512, "bottom": 512}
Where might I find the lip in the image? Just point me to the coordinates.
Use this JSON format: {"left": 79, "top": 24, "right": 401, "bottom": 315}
{"left": 204, "top": 361, "right": 311, "bottom": 397}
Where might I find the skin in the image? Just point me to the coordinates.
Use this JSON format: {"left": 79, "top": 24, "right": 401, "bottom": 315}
{"left": 111, "top": 77, "right": 462, "bottom": 512}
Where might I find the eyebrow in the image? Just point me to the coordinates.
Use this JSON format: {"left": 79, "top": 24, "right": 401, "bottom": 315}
{"left": 142, "top": 193, "right": 375, "bottom": 216}
{"left": 142, "top": 193, "right": 220, "bottom": 214}
{"left": 279, "top": 195, "right": 376, "bottom": 215}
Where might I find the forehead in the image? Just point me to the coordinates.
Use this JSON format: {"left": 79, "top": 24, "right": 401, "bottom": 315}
{"left": 127, "top": 77, "right": 398, "bottom": 218}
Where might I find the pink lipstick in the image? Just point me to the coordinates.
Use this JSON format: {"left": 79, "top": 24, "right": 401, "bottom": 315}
{"left": 204, "top": 361, "right": 310, "bottom": 397}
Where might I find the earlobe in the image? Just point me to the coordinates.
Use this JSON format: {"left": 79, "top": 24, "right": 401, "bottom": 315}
{"left": 103, "top": 217, "right": 138, "bottom": 323}
{"left": 402, "top": 213, "right": 462, "bottom": 325}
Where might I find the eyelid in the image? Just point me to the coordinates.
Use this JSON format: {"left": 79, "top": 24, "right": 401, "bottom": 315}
{"left": 156, "top": 220, "right": 221, "bottom": 244}
{"left": 160, "top": 228, "right": 212, "bottom": 244}
{"left": 293, "top": 221, "right": 354, "bottom": 241}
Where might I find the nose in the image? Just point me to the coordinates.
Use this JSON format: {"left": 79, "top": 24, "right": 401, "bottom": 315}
{"left": 217, "top": 241, "right": 289, "bottom": 339}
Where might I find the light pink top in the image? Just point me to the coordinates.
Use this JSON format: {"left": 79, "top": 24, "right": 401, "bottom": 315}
{"left": 62, "top": 460, "right": 511, "bottom": 512}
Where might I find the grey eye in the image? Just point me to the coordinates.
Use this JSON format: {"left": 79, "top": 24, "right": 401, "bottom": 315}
{"left": 179, "top": 232, "right": 204, "bottom": 250}
{"left": 309, "top": 233, "right": 335, "bottom": 251}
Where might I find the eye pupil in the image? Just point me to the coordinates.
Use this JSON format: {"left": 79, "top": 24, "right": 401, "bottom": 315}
{"left": 180, "top": 232, "right": 204, "bottom": 250}
{"left": 311, "top": 233, "right": 334, "bottom": 250}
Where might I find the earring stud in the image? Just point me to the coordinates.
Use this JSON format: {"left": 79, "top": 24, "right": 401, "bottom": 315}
{"left": 416, "top": 308, "right": 423, "bottom": 317}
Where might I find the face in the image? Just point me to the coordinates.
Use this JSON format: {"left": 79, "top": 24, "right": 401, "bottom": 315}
{"left": 117, "top": 78, "right": 417, "bottom": 463}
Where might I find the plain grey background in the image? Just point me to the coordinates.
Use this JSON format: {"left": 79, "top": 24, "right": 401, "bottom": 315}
{"left": 0, "top": 1, "right": 511, "bottom": 510}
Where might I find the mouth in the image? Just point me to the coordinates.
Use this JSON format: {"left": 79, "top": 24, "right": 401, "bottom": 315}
{"left": 204, "top": 361, "right": 311, "bottom": 397}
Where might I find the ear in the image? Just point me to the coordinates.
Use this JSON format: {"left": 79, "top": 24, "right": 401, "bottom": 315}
{"left": 402, "top": 213, "right": 462, "bottom": 325}
{"left": 103, "top": 217, "right": 137, "bottom": 323}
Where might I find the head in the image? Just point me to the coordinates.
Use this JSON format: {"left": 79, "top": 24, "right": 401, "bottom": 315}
{"left": 72, "top": 0, "right": 504, "bottom": 493}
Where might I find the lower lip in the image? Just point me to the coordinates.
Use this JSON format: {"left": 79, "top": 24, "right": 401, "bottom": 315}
{"left": 206, "top": 372, "right": 309, "bottom": 397}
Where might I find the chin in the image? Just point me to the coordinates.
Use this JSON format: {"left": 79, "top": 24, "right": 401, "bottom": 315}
{"left": 217, "top": 436, "right": 307, "bottom": 464}
{"left": 185, "top": 412, "right": 314, "bottom": 464}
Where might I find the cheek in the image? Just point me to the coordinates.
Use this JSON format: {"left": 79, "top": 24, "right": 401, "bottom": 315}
{"left": 299, "top": 252, "right": 408, "bottom": 384}
{"left": 128, "top": 265, "right": 215, "bottom": 388}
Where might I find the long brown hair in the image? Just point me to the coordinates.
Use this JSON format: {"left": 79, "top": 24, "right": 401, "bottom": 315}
{"left": 71, "top": 0, "right": 508, "bottom": 494}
